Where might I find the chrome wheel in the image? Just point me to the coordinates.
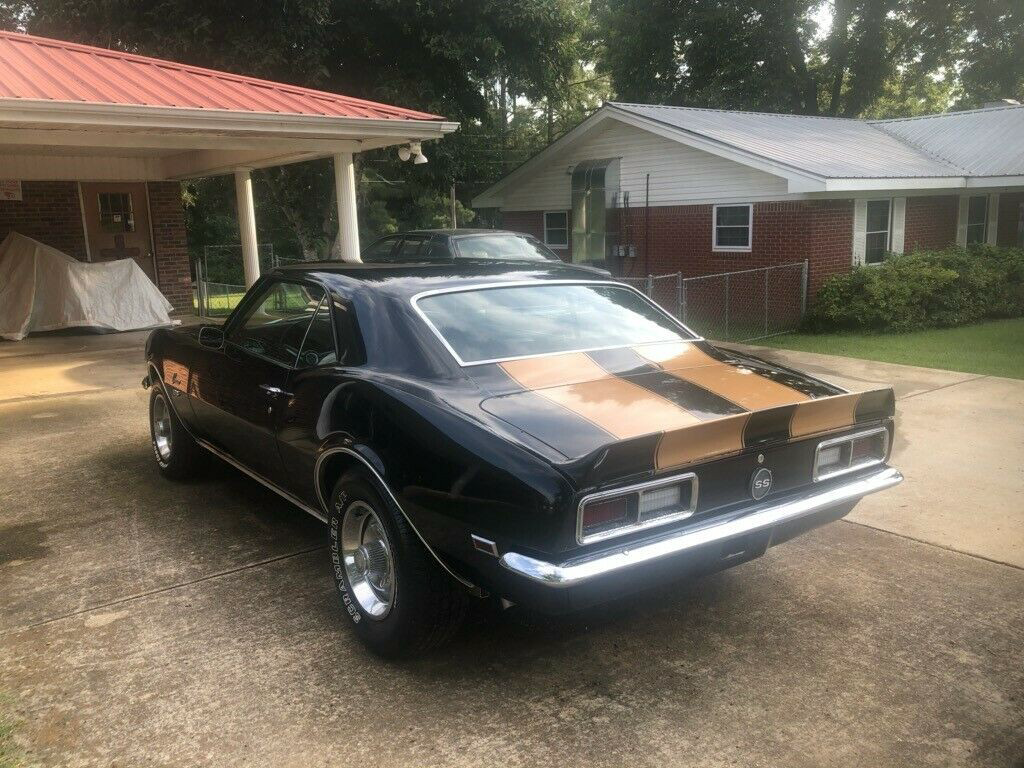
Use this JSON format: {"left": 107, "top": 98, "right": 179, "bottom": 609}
{"left": 341, "top": 501, "right": 396, "bottom": 619}
{"left": 151, "top": 392, "right": 172, "bottom": 462}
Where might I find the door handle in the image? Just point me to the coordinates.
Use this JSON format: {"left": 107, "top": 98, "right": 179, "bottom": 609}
{"left": 259, "top": 385, "right": 292, "bottom": 398}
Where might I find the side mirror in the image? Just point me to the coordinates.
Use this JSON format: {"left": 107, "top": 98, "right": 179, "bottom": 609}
{"left": 198, "top": 325, "right": 224, "bottom": 349}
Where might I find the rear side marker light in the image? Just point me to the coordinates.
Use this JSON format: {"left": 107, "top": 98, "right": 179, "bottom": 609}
{"left": 578, "top": 473, "right": 698, "bottom": 545}
{"left": 814, "top": 427, "right": 889, "bottom": 482}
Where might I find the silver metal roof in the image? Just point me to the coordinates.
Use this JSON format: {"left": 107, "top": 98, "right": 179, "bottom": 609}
{"left": 871, "top": 106, "right": 1024, "bottom": 177}
{"left": 609, "top": 102, "right": 1024, "bottom": 179}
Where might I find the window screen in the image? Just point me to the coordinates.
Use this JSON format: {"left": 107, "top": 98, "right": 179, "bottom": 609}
{"left": 966, "top": 196, "right": 988, "bottom": 245}
{"left": 714, "top": 205, "right": 752, "bottom": 250}
{"left": 865, "top": 200, "right": 891, "bottom": 264}
{"left": 544, "top": 211, "right": 569, "bottom": 247}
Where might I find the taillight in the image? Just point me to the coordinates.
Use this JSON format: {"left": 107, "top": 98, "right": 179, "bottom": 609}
{"left": 577, "top": 474, "right": 698, "bottom": 545}
{"left": 814, "top": 427, "right": 889, "bottom": 482}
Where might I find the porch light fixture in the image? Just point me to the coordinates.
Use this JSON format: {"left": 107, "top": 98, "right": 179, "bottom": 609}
{"left": 398, "top": 141, "right": 428, "bottom": 164}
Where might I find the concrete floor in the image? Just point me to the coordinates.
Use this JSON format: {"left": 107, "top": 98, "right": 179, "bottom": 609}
{"left": 1, "top": 331, "right": 1022, "bottom": 767}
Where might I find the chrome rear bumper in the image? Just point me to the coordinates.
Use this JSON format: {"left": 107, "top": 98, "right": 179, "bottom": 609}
{"left": 500, "top": 467, "right": 903, "bottom": 588}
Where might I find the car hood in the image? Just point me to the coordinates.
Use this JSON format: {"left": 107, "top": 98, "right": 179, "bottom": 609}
{"left": 473, "top": 341, "right": 894, "bottom": 484}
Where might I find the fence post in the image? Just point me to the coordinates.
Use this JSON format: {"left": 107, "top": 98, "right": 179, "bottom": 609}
{"left": 764, "top": 266, "right": 770, "bottom": 337}
{"left": 646, "top": 274, "right": 654, "bottom": 297}
{"left": 681, "top": 278, "right": 688, "bottom": 324}
{"left": 195, "top": 259, "right": 205, "bottom": 318}
{"left": 724, "top": 274, "right": 730, "bottom": 338}
{"left": 800, "top": 260, "right": 809, "bottom": 318}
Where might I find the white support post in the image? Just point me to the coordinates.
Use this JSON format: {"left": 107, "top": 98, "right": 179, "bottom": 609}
{"left": 234, "top": 169, "right": 260, "bottom": 287}
{"left": 334, "top": 151, "right": 361, "bottom": 262}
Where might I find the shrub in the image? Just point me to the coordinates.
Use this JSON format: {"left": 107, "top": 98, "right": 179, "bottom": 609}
{"left": 804, "top": 246, "right": 1024, "bottom": 333}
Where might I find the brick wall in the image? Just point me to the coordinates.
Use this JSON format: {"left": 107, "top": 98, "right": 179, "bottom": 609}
{"left": 147, "top": 181, "right": 192, "bottom": 310}
{"left": 0, "top": 181, "right": 87, "bottom": 259}
{"left": 997, "top": 191, "right": 1024, "bottom": 247}
{"left": 904, "top": 195, "right": 958, "bottom": 251}
{"left": 505, "top": 200, "right": 854, "bottom": 297}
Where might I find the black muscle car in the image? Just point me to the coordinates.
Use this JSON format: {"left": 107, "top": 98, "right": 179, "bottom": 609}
{"left": 144, "top": 260, "right": 903, "bottom": 656}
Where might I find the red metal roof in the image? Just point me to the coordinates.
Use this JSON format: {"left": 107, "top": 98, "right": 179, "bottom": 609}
{"left": 0, "top": 29, "right": 443, "bottom": 121}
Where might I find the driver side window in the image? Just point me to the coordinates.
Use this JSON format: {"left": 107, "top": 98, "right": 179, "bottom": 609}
{"left": 294, "top": 297, "right": 337, "bottom": 368}
{"left": 228, "top": 281, "right": 324, "bottom": 367}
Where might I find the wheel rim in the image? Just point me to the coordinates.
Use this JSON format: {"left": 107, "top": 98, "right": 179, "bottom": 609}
{"left": 151, "top": 393, "right": 172, "bottom": 462}
{"left": 340, "top": 501, "right": 396, "bottom": 620}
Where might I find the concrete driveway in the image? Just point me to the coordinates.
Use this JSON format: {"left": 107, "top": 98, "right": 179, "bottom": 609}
{"left": 1, "top": 332, "right": 1021, "bottom": 767}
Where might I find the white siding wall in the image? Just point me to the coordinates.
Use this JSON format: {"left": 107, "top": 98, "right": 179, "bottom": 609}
{"left": 0, "top": 153, "right": 164, "bottom": 181}
{"left": 500, "top": 119, "right": 789, "bottom": 211}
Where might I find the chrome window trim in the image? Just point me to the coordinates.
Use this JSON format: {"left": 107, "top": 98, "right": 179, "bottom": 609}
{"left": 812, "top": 426, "right": 890, "bottom": 482}
{"left": 409, "top": 279, "right": 704, "bottom": 367}
{"left": 576, "top": 471, "right": 699, "bottom": 546}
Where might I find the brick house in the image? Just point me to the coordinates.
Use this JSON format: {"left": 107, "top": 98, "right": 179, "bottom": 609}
{"left": 473, "top": 102, "right": 1024, "bottom": 296}
{"left": 0, "top": 30, "right": 455, "bottom": 312}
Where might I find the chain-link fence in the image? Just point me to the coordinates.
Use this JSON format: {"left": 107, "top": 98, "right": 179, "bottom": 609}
{"left": 193, "top": 245, "right": 311, "bottom": 317}
{"left": 621, "top": 261, "right": 808, "bottom": 342}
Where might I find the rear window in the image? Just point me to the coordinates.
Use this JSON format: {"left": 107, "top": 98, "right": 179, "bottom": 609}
{"left": 453, "top": 234, "right": 558, "bottom": 262}
{"left": 414, "top": 283, "right": 692, "bottom": 365}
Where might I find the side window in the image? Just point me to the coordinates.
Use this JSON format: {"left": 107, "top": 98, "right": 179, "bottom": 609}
{"left": 295, "top": 298, "right": 337, "bottom": 368}
{"left": 228, "top": 281, "right": 324, "bottom": 366}
{"left": 395, "top": 235, "right": 428, "bottom": 259}
{"left": 361, "top": 236, "right": 399, "bottom": 262}
{"left": 421, "top": 238, "right": 452, "bottom": 261}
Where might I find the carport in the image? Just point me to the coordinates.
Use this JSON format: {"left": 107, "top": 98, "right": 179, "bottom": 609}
{"left": 0, "top": 29, "right": 457, "bottom": 310}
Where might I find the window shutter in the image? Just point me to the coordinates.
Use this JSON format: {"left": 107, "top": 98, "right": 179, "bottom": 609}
{"left": 956, "top": 196, "right": 969, "bottom": 246}
{"left": 852, "top": 199, "right": 867, "bottom": 265}
{"left": 986, "top": 193, "right": 999, "bottom": 245}
{"left": 890, "top": 197, "right": 906, "bottom": 254}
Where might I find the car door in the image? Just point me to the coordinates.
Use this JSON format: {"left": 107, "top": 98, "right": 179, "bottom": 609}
{"left": 276, "top": 293, "right": 365, "bottom": 503}
{"left": 191, "top": 278, "right": 325, "bottom": 481}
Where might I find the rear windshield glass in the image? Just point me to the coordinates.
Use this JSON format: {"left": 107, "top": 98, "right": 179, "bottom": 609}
{"left": 453, "top": 234, "right": 557, "bottom": 262}
{"left": 415, "top": 284, "right": 692, "bottom": 365}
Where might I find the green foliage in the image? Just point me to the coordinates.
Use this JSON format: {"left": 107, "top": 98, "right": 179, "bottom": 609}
{"left": 595, "top": 0, "right": 1022, "bottom": 117}
{"left": 805, "top": 247, "right": 1024, "bottom": 333}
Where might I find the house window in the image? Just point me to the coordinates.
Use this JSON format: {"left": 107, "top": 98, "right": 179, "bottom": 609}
{"left": 966, "top": 195, "right": 988, "bottom": 244}
{"left": 98, "top": 192, "right": 135, "bottom": 233}
{"left": 544, "top": 211, "right": 568, "bottom": 248}
{"left": 713, "top": 204, "right": 752, "bottom": 251}
{"left": 864, "top": 199, "right": 891, "bottom": 264}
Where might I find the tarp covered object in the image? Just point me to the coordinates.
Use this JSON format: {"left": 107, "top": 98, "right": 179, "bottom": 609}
{"left": 0, "top": 231, "right": 173, "bottom": 341}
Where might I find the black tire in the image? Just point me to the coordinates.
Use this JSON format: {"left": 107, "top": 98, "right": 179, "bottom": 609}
{"left": 328, "top": 470, "right": 467, "bottom": 657}
{"left": 149, "top": 386, "right": 203, "bottom": 480}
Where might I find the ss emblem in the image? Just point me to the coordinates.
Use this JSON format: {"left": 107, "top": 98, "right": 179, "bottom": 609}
{"left": 751, "top": 468, "right": 773, "bottom": 500}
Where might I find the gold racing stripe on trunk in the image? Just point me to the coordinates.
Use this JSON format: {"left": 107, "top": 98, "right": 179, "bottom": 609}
{"left": 500, "top": 353, "right": 702, "bottom": 439}
{"left": 789, "top": 392, "right": 862, "bottom": 437}
{"left": 655, "top": 413, "right": 750, "bottom": 470}
{"left": 634, "top": 341, "right": 813, "bottom": 410}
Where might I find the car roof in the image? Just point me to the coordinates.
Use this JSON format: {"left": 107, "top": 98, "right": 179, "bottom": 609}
{"left": 272, "top": 259, "right": 613, "bottom": 299}
{"left": 373, "top": 228, "right": 535, "bottom": 239}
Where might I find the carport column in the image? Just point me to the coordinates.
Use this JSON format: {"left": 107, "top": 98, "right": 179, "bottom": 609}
{"left": 234, "top": 169, "right": 261, "bottom": 287}
{"left": 333, "top": 152, "right": 361, "bottom": 263}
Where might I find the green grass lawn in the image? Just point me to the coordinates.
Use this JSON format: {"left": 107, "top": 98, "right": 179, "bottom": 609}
{"left": 759, "top": 318, "right": 1024, "bottom": 379}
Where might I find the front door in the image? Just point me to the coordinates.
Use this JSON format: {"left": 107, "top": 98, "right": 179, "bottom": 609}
{"left": 189, "top": 278, "right": 325, "bottom": 482}
{"left": 80, "top": 182, "right": 156, "bottom": 280}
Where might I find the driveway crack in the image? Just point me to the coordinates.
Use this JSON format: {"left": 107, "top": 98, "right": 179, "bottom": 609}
{"left": 0, "top": 544, "right": 326, "bottom": 637}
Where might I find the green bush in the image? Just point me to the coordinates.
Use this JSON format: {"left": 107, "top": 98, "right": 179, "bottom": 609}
{"left": 805, "top": 246, "right": 1024, "bottom": 333}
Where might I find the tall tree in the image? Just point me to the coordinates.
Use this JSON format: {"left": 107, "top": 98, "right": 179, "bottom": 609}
{"left": 595, "top": 0, "right": 1018, "bottom": 117}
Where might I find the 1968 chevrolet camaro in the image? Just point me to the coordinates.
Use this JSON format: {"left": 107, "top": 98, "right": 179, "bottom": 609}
{"left": 144, "top": 260, "right": 902, "bottom": 656}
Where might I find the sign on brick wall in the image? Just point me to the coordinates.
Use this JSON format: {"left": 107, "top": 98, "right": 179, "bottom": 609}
{"left": 0, "top": 180, "right": 22, "bottom": 201}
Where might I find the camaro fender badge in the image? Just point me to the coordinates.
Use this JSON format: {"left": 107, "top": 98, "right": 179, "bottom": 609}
{"left": 751, "top": 467, "right": 773, "bottom": 500}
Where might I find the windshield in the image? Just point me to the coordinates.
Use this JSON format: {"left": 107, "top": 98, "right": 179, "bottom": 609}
{"left": 414, "top": 283, "right": 694, "bottom": 365}
{"left": 453, "top": 234, "right": 558, "bottom": 262}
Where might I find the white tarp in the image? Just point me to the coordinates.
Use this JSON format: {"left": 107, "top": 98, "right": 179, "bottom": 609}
{"left": 0, "top": 231, "right": 173, "bottom": 341}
